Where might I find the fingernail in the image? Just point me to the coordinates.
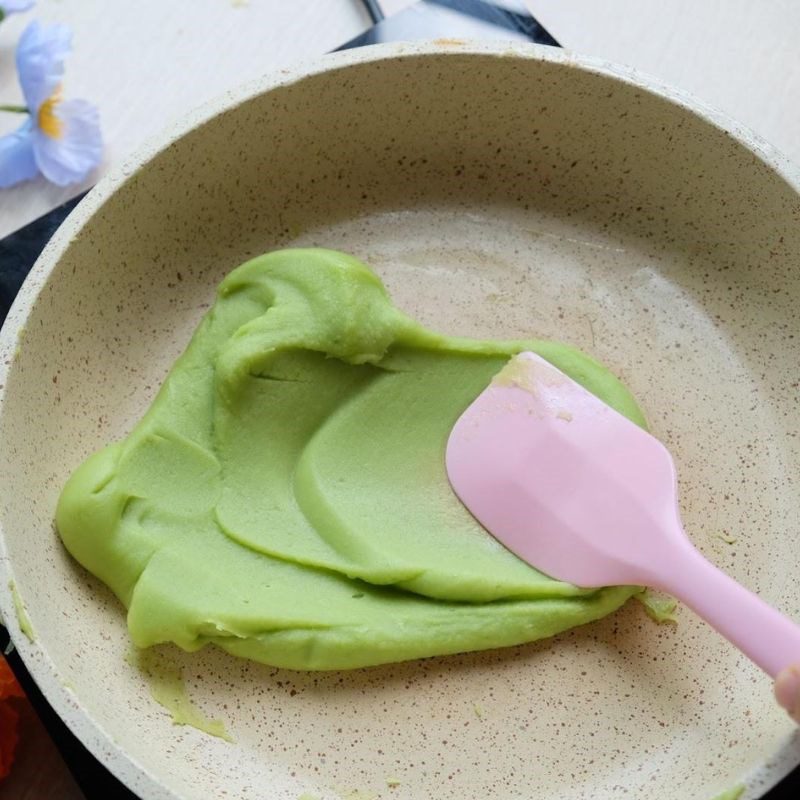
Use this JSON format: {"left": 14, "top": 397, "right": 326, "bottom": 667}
{"left": 774, "top": 665, "right": 800, "bottom": 721}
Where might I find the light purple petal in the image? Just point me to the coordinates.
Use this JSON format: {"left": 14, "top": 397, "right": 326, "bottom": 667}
{"left": 1, "top": 0, "right": 36, "bottom": 16}
{"left": 16, "top": 20, "right": 71, "bottom": 111}
{"left": 0, "top": 119, "right": 39, "bottom": 188}
{"left": 32, "top": 98, "right": 102, "bottom": 186}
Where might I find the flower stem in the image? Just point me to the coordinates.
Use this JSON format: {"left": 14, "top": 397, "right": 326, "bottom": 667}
{"left": 0, "top": 105, "right": 29, "bottom": 114}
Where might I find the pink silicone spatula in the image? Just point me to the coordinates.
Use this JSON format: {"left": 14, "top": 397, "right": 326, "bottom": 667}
{"left": 446, "top": 351, "right": 800, "bottom": 678}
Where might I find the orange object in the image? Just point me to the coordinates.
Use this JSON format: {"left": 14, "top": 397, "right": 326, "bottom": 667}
{"left": 0, "top": 657, "right": 24, "bottom": 701}
{"left": 0, "top": 656, "right": 23, "bottom": 781}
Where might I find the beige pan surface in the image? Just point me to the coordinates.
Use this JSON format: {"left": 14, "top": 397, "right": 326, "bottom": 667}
{"left": 1, "top": 41, "right": 799, "bottom": 800}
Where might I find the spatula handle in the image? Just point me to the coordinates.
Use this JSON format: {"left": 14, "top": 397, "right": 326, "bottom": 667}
{"left": 649, "top": 546, "right": 800, "bottom": 678}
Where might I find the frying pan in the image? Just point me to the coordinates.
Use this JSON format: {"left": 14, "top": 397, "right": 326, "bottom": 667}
{"left": 1, "top": 41, "right": 799, "bottom": 800}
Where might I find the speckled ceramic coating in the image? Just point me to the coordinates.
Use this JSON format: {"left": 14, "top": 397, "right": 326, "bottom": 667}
{"left": 0, "top": 41, "right": 798, "bottom": 800}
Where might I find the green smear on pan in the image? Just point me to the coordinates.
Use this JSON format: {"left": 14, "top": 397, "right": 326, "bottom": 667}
{"left": 710, "top": 785, "right": 745, "bottom": 800}
{"left": 637, "top": 589, "right": 679, "bottom": 624}
{"left": 127, "top": 647, "right": 233, "bottom": 742}
{"left": 9, "top": 581, "right": 34, "bottom": 642}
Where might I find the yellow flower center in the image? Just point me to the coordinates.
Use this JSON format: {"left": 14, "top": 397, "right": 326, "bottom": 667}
{"left": 38, "top": 87, "right": 63, "bottom": 139}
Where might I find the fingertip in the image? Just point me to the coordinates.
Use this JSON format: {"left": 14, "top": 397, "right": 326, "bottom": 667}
{"left": 774, "top": 664, "right": 800, "bottom": 723}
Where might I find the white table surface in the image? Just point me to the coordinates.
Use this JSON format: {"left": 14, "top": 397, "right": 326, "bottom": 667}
{"left": 1, "top": 0, "right": 799, "bottom": 238}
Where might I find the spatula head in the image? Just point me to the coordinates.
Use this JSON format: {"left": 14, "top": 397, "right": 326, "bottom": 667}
{"left": 445, "top": 352, "right": 686, "bottom": 588}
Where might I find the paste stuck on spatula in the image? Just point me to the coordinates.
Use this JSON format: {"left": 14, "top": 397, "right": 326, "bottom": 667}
{"left": 56, "top": 249, "right": 647, "bottom": 670}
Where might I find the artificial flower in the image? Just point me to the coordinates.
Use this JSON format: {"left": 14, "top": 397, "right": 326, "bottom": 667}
{"left": 0, "top": 656, "right": 23, "bottom": 781}
{"left": 0, "top": 0, "right": 35, "bottom": 23}
{"left": 0, "top": 20, "right": 102, "bottom": 188}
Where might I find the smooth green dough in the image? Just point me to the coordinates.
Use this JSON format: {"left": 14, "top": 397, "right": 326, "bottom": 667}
{"left": 57, "top": 248, "right": 647, "bottom": 670}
